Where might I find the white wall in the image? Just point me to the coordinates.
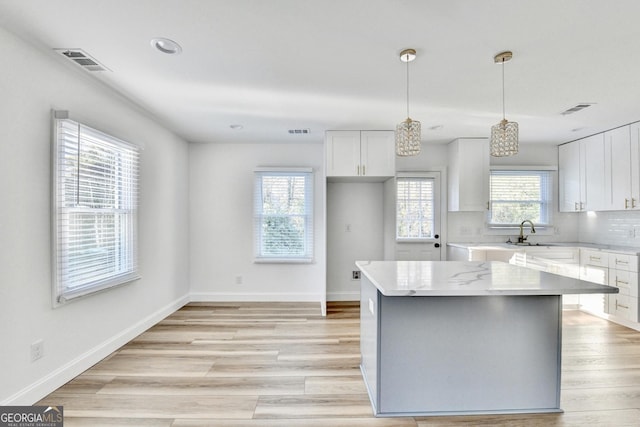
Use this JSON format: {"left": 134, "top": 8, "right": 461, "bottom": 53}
{"left": 189, "top": 142, "right": 326, "bottom": 304}
{"left": 0, "top": 26, "right": 190, "bottom": 404}
{"left": 327, "top": 182, "right": 384, "bottom": 300}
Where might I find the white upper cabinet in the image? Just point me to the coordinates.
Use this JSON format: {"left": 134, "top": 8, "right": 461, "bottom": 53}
{"left": 559, "top": 134, "right": 606, "bottom": 212}
{"left": 631, "top": 123, "right": 640, "bottom": 207}
{"left": 604, "top": 125, "right": 632, "bottom": 210}
{"left": 325, "top": 130, "right": 395, "bottom": 178}
{"left": 448, "top": 138, "right": 489, "bottom": 211}
{"left": 558, "top": 123, "right": 640, "bottom": 212}
{"left": 583, "top": 133, "right": 606, "bottom": 211}
{"left": 558, "top": 141, "right": 583, "bottom": 212}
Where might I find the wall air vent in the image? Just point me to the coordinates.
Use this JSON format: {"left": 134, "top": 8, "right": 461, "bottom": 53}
{"left": 288, "top": 129, "right": 310, "bottom": 134}
{"left": 53, "top": 48, "right": 110, "bottom": 72}
{"left": 561, "top": 103, "right": 595, "bottom": 115}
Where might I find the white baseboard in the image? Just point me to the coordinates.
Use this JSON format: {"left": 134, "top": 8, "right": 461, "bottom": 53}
{"left": 190, "top": 292, "right": 324, "bottom": 303}
{"left": 2, "top": 294, "right": 189, "bottom": 406}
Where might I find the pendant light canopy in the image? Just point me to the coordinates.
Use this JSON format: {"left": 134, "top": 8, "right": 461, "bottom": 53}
{"left": 490, "top": 51, "right": 518, "bottom": 157}
{"left": 396, "top": 48, "right": 421, "bottom": 157}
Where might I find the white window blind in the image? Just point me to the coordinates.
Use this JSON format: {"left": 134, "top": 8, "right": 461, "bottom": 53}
{"left": 489, "top": 169, "right": 551, "bottom": 226}
{"left": 52, "top": 115, "right": 140, "bottom": 304}
{"left": 396, "top": 177, "right": 435, "bottom": 240}
{"left": 253, "top": 169, "right": 313, "bottom": 262}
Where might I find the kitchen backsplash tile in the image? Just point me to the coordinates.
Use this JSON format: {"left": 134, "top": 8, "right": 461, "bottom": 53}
{"left": 447, "top": 211, "right": 578, "bottom": 244}
{"left": 579, "top": 210, "right": 640, "bottom": 247}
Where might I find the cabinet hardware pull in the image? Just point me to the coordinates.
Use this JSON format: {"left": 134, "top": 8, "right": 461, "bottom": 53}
{"left": 357, "top": 165, "right": 360, "bottom": 175}
{"left": 616, "top": 259, "right": 628, "bottom": 264}
{"left": 580, "top": 202, "right": 584, "bottom": 210}
{"left": 616, "top": 279, "right": 629, "bottom": 285}
{"left": 616, "top": 301, "right": 630, "bottom": 310}
{"left": 362, "top": 165, "right": 365, "bottom": 176}
{"left": 633, "top": 198, "right": 637, "bottom": 208}
{"left": 487, "top": 202, "right": 490, "bottom": 210}
{"left": 589, "top": 256, "right": 601, "bottom": 261}
{"left": 574, "top": 202, "right": 579, "bottom": 211}
{"left": 625, "top": 198, "right": 630, "bottom": 209}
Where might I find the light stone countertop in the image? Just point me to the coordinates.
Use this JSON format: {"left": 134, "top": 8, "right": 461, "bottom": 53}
{"left": 447, "top": 242, "right": 640, "bottom": 255}
{"left": 355, "top": 260, "right": 619, "bottom": 297}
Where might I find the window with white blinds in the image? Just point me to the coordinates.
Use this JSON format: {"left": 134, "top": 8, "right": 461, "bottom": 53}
{"left": 253, "top": 169, "right": 313, "bottom": 262}
{"left": 52, "top": 114, "right": 140, "bottom": 304}
{"left": 489, "top": 169, "right": 552, "bottom": 226}
{"left": 396, "top": 177, "right": 435, "bottom": 240}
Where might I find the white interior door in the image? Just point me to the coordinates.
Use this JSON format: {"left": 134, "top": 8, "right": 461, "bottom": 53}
{"left": 394, "top": 172, "right": 442, "bottom": 261}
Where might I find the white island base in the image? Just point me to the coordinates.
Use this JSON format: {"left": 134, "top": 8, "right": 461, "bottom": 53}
{"left": 357, "top": 261, "right": 618, "bottom": 417}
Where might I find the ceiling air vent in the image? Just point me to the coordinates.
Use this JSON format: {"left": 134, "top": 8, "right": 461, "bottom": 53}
{"left": 288, "top": 129, "right": 310, "bottom": 134}
{"left": 561, "top": 103, "right": 595, "bottom": 115}
{"left": 54, "top": 48, "right": 110, "bottom": 72}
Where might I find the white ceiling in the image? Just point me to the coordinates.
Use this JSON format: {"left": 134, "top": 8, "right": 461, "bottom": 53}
{"left": 2, "top": 0, "right": 640, "bottom": 146}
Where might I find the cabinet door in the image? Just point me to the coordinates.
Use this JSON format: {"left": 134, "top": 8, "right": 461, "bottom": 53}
{"left": 558, "top": 142, "right": 582, "bottom": 212}
{"left": 604, "top": 125, "right": 631, "bottom": 210}
{"left": 582, "top": 134, "right": 606, "bottom": 211}
{"left": 447, "top": 138, "right": 489, "bottom": 211}
{"left": 326, "top": 130, "right": 361, "bottom": 176}
{"left": 630, "top": 123, "right": 640, "bottom": 208}
{"left": 360, "top": 131, "right": 395, "bottom": 177}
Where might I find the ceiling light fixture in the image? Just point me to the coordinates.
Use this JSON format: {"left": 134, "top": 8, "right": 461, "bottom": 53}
{"left": 395, "top": 48, "right": 421, "bottom": 157}
{"left": 150, "top": 38, "right": 182, "bottom": 55}
{"left": 490, "top": 51, "right": 518, "bottom": 157}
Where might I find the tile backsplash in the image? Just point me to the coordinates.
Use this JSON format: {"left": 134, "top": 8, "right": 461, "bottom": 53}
{"left": 579, "top": 210, "right": 640, "bottom": 247}
{"left": 447, "top": 211, "right": 579, "bottom": 244}
{"left": 447, "top": 210, "right": 640, "bottom": 249}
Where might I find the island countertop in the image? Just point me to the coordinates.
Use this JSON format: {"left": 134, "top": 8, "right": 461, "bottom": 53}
{"left": 355, "top": 260, "right": 619, "bottom": 297}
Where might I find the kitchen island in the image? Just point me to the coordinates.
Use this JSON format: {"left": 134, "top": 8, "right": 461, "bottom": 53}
{"left": 356, "top": 260, "right": 618, "bottom": 417}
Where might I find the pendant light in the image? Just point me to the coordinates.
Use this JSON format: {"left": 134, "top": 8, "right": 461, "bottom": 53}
{"left": 395, "top": 48, "right": 421, "bottom": 156}
{"left": 490, "top": 51, "right": 518, "bottom": 157}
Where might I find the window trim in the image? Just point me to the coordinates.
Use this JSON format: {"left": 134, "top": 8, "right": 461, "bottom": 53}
{"left": 253, "top": 167, "right": 314, "bottom": 263}
{"left": 487, "top": 166, "right": 555, "bottom": 231}
{"left": 51, "top": 111, "right": 140, "bottom": 306}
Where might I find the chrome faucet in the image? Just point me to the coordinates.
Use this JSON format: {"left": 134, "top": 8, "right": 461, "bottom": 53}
{"left": 518, "top": 220, "right": 536, "bottom": 243}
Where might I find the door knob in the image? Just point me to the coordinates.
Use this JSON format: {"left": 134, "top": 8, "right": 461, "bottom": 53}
{"left": 434, "top": 243, "right": 440, "bottom": 248}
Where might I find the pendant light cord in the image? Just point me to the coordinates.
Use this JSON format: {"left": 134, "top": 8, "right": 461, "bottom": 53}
{"left": 501, "top": 57, "right": 506, "bottom": 120}
{"left": 406, "top": 53, "right": 410, "bottom": 118}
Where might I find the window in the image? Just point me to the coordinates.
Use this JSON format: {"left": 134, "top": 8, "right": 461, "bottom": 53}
{"left": 396, "top": 177, "right": 435, "bottom": 240}
{"left": 52, "top": 114, "right": 140, "bottom": 304}
{"left": 253, "top": 168, "right": 313, "bottom": 262}
{"left": 489, "top": 169, "right": 552, "bottom": 226}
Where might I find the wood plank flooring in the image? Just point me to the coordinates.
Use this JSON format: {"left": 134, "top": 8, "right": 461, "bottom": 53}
{"left": 37, "top": 302, "right": 640, "bottom": 426}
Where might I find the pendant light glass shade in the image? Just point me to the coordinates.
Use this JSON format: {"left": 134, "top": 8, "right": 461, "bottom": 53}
{"left": 490, "top": 51, "right": 518, "bottom": 157}
{"left": 396, "top": 118, "right": 421, "bottom": 156}
{"left": 395, "top": 49, "right": 421, "bottom": 157}
{"left": 490, "top": 119, "right": 518, "bottom": 156}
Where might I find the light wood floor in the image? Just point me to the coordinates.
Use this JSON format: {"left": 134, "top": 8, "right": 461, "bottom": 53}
{"left": 38, "top": 302, "right": 640, "bottom": 426}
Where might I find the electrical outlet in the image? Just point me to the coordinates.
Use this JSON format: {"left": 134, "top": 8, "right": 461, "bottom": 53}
{"left": 31, "top": 340, "right": 44, "bottom": 362}
{"left": 352, "top": 270, "right": 361, "bottom": 280}
{"left": 235, "top": 275, "right": 243, "bottom": 285}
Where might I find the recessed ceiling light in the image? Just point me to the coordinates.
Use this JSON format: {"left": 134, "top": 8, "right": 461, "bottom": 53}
{"left": 230, "top": 124, "right": 243, "bottom": 130}
{"left": 150, "top": 38, "right": 182, "bottom": 55}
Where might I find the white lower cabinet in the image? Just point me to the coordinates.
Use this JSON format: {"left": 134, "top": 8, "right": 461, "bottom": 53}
{"left": 447, "top": 244, "right": 640, "bottom": 326}
{"left": 607, "top": 253, "right": 639, "bottom": 322}
{"left": 579, "top": 249, "right": 639, "bottom": 323}
{"left": 579, "top": 250, "right": 609, "bottom": 314}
